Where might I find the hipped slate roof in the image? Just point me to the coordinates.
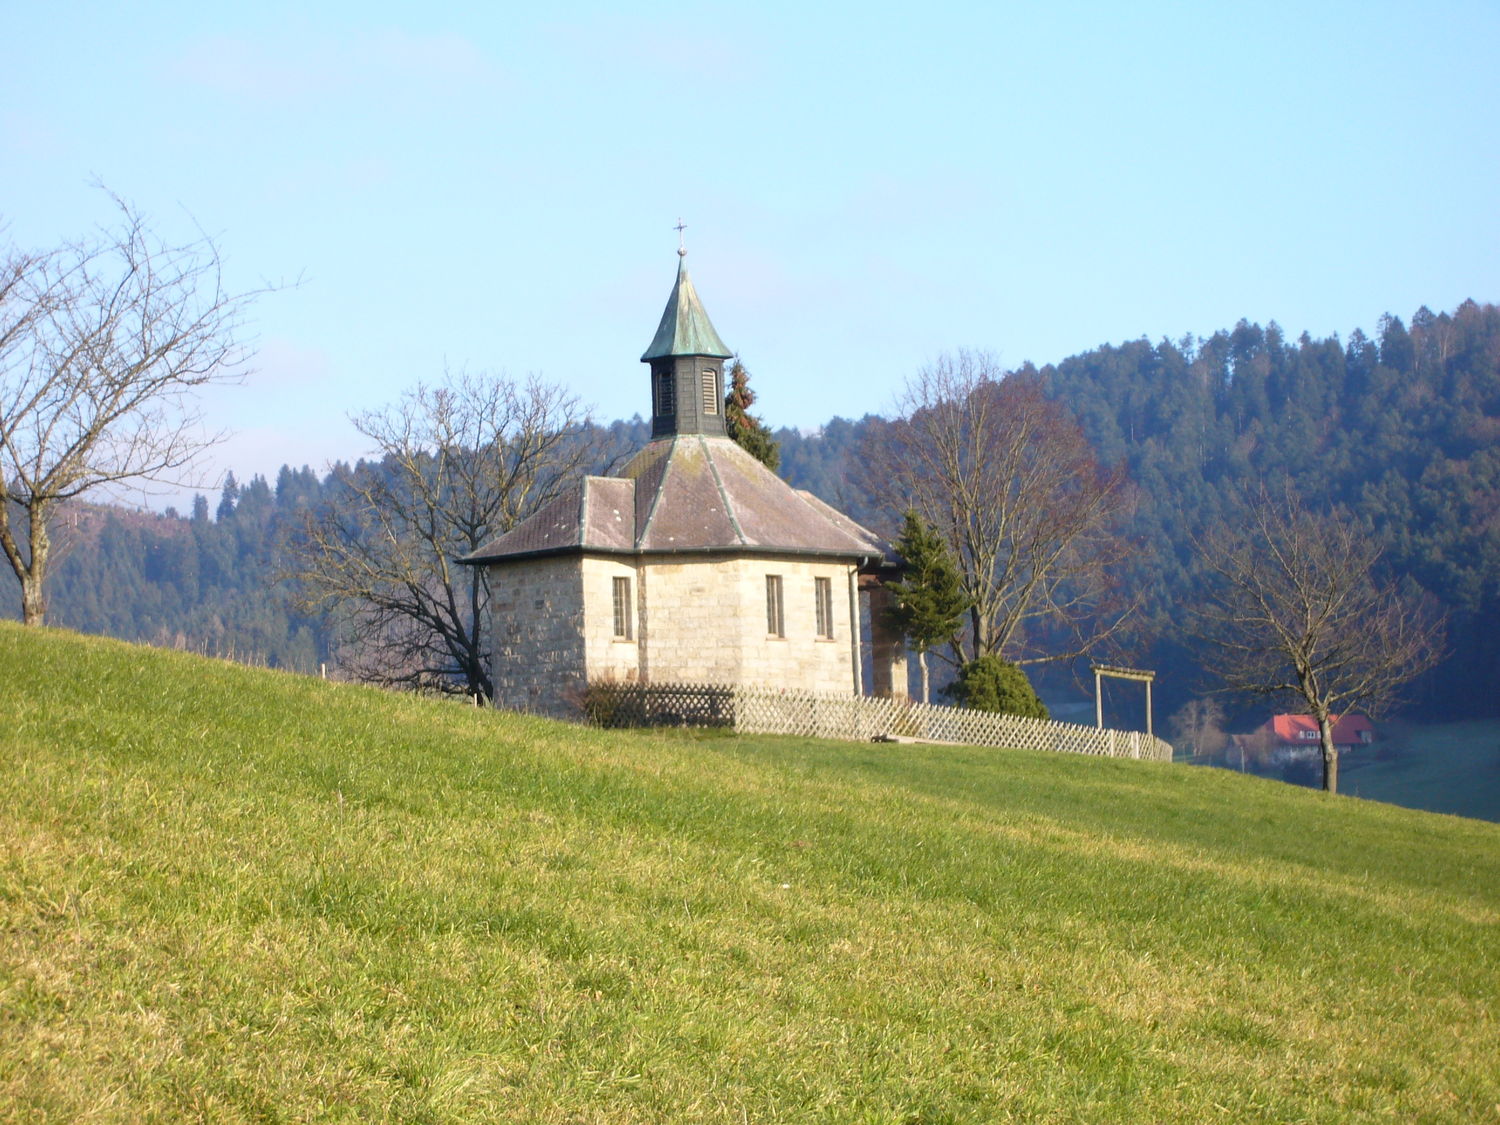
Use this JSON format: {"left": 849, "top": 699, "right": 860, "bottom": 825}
{"left": 460, "top": 434, "right": 895, "bottom": 569}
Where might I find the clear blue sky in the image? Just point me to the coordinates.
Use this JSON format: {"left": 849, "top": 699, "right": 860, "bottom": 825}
{"left": 5, "top": 1, "right": 1498, "bottom": 506}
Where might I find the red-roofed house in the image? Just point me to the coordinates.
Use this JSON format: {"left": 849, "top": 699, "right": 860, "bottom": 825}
{"left": 1264, "top": 713, "right": 1374, "bottom": 754}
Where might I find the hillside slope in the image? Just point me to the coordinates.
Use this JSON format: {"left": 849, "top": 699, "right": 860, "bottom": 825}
{"left": 2, "top": 622, "right": 1498, "bottom": 1123}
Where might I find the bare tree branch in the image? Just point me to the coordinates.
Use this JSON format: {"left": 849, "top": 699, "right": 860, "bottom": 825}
{"left": 290, "top": 371, "right": 589, "bottom": 699}
{"left": 0, "top": 196, "right": 265, "bottom": 624}
{"left": 860, "top": 350, "right": 1135, "bottom": 667}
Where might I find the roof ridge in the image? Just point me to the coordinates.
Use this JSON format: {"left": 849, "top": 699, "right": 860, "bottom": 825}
{"left": 636, "top": 436, "right": 677, "bottom": 547}
{"left": 576, "top": 476, "right": 589, "bottom": 548}
{"left": 713, "top": 436, "right": 863, "bottom": 538}
{"left": 700, "top": 435, "right": 747, "bottom": 545}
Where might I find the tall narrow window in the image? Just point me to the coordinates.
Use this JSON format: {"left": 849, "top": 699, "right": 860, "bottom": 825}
{"left": 655, "top": 371, "right": 675, "bottom": 417}
{"left": 814, "top": 576, "right": 834, "bottom": 639}
{"left": 612, "top": 576, "right": 632, "bottom": 639}
{"left": 702, "top": 370, "right": 718, "bottom": 414}
{"left": 765, "top": 575, "right": 784, "bottom": 637}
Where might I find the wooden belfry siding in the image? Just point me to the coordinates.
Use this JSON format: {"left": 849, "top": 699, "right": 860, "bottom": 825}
{"left": 649, "top": 356, "right": 727, "bottom": 439}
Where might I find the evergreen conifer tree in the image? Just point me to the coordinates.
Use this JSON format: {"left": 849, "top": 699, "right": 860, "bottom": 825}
{"left": 944, "top": 655, "right": 1049, "bottom": 719}
{"left": 886, "top": 510, "right": 971, "bottom": 703}
{"left": 724, "top": 359, "right": 780, "bottom": 471}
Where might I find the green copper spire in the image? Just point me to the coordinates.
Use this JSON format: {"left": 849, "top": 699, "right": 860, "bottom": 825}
{"left": 640, "top": 251, "right": 733, "bottom": 361}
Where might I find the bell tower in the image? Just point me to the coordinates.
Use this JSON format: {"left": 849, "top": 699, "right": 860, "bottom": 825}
{"left": 640, "top": 230, "right": 733, "bottom": 440}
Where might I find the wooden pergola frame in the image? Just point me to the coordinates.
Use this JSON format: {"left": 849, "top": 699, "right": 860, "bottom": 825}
{"left": 1091, "top": 664, "right": 1156, "bottom": 736}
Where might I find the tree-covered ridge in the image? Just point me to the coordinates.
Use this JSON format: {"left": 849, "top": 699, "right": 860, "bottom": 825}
{"left": 1041, "top": 302, "right": 1499, "bottom": 605}
{"left": 1030, "top": 300, "right": 1500, "bottom": 716}
{"left": 769, "top": 301, "right": 1499, "bottom": 718}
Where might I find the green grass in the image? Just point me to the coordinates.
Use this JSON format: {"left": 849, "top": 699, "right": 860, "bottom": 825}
{"left": 3, "top": 621, "right": 1499, "bottom": 1123}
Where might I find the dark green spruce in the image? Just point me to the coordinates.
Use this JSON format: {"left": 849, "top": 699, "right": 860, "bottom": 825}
{"left": 724, "top": 359, "right": 781, "bottom": 471}
{"left": 944, "top": 655, "right": 1049, "bottom": 719}
{"left": 885, "top": 509, "right": 971, "bottom": 703}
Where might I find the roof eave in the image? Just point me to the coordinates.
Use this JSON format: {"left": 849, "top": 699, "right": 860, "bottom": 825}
{"left": 461, "top": 543, "right": 883, "bottom": 567}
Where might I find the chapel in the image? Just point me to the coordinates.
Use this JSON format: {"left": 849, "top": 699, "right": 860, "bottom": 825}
{"left": 462, "top": 248, "right": 907, "bottom": 717}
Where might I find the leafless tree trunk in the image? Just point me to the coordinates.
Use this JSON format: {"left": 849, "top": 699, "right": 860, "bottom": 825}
{"left": 861, "top": 351, "right": 1134, "bottom": 667}
{"left": 0, "top": 197, "right": 259, "bottom": 624}
{"left": 1196, "top": 486, "right": 1445, "bottom": 793}
{"left": 290, "top": 371, "right": 588, "bottom": 699}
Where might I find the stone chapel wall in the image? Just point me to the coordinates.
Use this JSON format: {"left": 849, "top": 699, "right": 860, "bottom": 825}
{"left": 579, "top": 556, "right": 644, "bottom": 685}
{"left": 486, "top": 556, "right": 586, "bottom": 717}
{"left": 487, "top": 553, "right": 866, "bottom": 718}
{"left": 638, "top": 555, "right": 858, "bottom": 696}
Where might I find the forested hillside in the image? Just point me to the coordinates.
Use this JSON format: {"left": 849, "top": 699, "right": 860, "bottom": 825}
{"left": 25, "top": 469, "right": 334, "bottom": 674}
{"left": 8, "top": 302, "right": 1497, "bottom": 720}
{"left": 1034, "top": 300, "right": 1500, "bottom": 719}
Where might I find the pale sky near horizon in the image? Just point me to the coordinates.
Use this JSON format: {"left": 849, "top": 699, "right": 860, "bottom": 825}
{"left": 5, "top": 1, "right": 1498, "bottom": 510}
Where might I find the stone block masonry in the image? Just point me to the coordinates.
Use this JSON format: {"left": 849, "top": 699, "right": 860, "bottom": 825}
{"left": 632, "top": 556, "right": 858, "bottom": 695}
{"left": 487, "top": 557, "right": 587, "bottom": 718}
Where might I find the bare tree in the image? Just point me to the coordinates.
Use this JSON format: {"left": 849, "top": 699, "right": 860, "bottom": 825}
{"left": 292, "top": 372, "right": 588, "bottom": 699}
{"left": 862, "top": 350, "right": 1133, "bottom": 667}
{"left": 1196, "top": 487, "right": 1444, "bottom": 793}
{"left": 0, "top": 198, "right": 259, "bottom": 624}
{"left": 1168, "top": 697, "right": 1228, "bottom": 760}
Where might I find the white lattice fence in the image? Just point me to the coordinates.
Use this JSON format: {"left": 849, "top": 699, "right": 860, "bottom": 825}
{"left": 585, "top": 681, "right": 1173, "bottom": 762}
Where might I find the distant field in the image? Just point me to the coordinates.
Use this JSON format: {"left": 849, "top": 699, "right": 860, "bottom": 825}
{"left": 3, "top": 622, "right": 1499, "bottom": 1123}
{"left": 1198, "top": 720, "right": 1500, "bottom": 823}
{"left": 1340, "top": 720, "right": 1500, "bottom": 823}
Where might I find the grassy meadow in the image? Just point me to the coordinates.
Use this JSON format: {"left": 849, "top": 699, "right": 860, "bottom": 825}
{"left": 3, "top": 621, "right": 1499, "bottom": 1123}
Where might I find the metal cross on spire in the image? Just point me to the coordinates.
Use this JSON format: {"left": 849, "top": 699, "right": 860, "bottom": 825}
{"left": 674, "top": 218, "right": 687, "bottom": 257}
